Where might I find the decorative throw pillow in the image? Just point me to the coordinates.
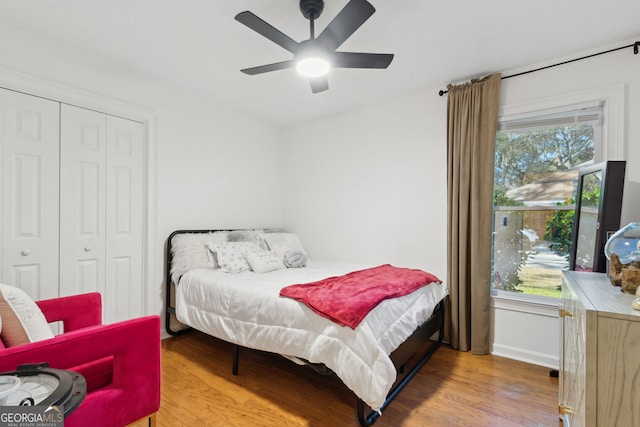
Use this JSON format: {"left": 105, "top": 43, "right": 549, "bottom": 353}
{"left": 0, "top": 284, "right": 54, "bottom": 347}
{"left": 245, "top": 251, "right": 286, "bottom": 273}
{"left": 283, "top": 250, "right": 308, "bottom": 268}
{"left": 207, "top": 241, "right": 263, "bottom": 273}
{"left": 260, "top": 233, "right": 308, "bottom": 263}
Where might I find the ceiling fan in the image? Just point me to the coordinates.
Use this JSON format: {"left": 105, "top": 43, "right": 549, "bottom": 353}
{"left": 235, "top": 0, "right": 394, "bottom": 94}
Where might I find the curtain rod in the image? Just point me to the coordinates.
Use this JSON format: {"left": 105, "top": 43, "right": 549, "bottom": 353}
{"left": 438, "top": 41, "right": 640, "bottom": 96}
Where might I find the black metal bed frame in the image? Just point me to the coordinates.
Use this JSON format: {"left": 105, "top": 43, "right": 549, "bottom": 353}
{"left": 165, "top": 229, "right": 445, "bottom": 426}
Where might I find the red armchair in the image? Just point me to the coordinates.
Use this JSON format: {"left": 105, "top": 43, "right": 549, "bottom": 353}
{"left": 0, "top": 292, "right": 160, "bottom": 427}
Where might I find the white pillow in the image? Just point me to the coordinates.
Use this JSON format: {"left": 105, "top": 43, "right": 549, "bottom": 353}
{"left": 245, "top": 251, "right": 286, "bottom": 273}
{"left": 0, "top": 284, "right": 54, "bottom": 347}
{"left": 260, "top": 233, "right": 308, "bottom": 261}
{"left": 207, "top": 241, "right": 263, "bottom": 273}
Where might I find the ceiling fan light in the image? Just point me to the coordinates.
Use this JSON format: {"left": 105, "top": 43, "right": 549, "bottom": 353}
{"left": 296, "top": 57, "right": 331, "bottom": 77}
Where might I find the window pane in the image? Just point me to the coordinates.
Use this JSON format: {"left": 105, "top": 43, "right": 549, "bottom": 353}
{"left": 492, "top": 123, "right": 596, "bottom": 298}
{"left": 493, "top": 208, "right": 572, "bottom": 298}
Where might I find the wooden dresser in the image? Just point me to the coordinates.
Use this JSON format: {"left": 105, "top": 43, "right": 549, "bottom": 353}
{"left": 560, "top": 271, "right": 640, "bottom": 426}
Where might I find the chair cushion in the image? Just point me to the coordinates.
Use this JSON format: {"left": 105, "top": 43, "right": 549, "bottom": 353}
{"left": 0, "top": 283, "right": 54, "bottom": 347}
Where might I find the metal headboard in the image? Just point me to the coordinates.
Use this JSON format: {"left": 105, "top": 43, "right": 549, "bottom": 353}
{"left": 165, "top": 229, "right": 225, "bottom": 336}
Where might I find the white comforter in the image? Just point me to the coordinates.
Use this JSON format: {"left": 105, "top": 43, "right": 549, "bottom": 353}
{"left": 175, "top": 260, "right": 448, "bottom": 410}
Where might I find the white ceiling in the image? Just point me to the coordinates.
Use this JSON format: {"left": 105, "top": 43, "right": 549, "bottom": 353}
{"left": 0, "top": 0, "right": 639, "bottom": 126}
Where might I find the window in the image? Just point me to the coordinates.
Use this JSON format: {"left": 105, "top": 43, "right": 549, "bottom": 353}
{"left": 491, "top": 103, "right": 603, "bottom": 299}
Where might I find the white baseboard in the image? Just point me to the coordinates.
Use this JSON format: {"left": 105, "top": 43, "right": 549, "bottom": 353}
{"left": 492, "top": 343, "right": 559, "bottom": 369}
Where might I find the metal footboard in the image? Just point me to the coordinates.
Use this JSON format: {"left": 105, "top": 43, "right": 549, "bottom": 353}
{"left": 357, "top": 300, "right": 445, "bottom": 425}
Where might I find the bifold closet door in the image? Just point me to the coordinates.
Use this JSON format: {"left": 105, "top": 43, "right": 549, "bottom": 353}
{"left": 0, "top": 89, "right": 60, "bottom": 300}
{"left": 59, "top": 105, "right": 107, "bottom": 299}
{"left": 59, "top": 104, "right": 144, "bottom": 323}
{"left": 105, "top": 115, "right": 144, "bottom": 323}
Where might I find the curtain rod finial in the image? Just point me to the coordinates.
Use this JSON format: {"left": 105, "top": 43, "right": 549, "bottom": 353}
{"left": 439, "top": 89, "right": 448, "bottom": 96}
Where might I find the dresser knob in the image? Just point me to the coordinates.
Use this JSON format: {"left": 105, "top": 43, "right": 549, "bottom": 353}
{"left": 20, "top": 249, "right": 30, "bottom": 256}
{"left": 84, "top": 247, "right": 91, "bottom": 252}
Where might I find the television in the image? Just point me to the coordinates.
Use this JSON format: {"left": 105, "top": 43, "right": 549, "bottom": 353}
{"left": 570, "top": 160, "right": 626, "bottom": 272}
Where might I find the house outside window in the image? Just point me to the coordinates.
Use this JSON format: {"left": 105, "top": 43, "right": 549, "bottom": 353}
{"left": 491, "top": 102, "right": 603, "bottom": 299}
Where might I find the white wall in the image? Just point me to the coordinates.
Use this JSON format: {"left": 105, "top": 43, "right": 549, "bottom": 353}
{"left": 0, "top": 24, "right": 285, "bottom": 322}
{"left": 282, "top": 91, "right": 448, "bottom": 278}
{"left": 151, "top": 87, "right": 284, "bottom": 315}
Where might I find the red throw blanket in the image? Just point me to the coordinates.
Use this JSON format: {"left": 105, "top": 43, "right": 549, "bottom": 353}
{"left": 279, "top": 264, "right": 442, "bottom": 329}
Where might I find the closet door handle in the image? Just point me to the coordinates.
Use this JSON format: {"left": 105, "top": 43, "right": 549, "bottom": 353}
{"left": 20, "top": 249, "right": 30, "bottom": 256}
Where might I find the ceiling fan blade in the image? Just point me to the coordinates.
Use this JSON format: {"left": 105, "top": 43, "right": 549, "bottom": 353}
{"left": 241, "top": 60, "right": 294, "bottom": 75}
{"left": 309, "top": 76, "right": 329, "bottom": 93}
{"left": 332, "top": 52, "right": 394, "bottom": 69}
{"left": 235, "top": 11, "right": 299, "bottom": 53}
{"left": 316, "top": 0, "right": 375, "bottom": 51}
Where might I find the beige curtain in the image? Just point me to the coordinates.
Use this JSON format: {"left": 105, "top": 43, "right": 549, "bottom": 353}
{"left": 445, "top": 74, "right": 501, "bottom": 354}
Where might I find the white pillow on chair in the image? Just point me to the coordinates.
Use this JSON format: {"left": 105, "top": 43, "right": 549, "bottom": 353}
{"left": 0, "top": 284, "right": 54, "bottom": 347}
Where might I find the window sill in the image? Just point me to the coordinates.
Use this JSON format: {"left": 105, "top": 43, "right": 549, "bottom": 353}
{"left": 491, "top": 290, "right": 560, "bottom": 317}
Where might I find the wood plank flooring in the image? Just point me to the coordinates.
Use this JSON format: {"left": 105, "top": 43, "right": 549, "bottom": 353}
{"left": 130, "top": 331, "right": 560, "bottom": 427}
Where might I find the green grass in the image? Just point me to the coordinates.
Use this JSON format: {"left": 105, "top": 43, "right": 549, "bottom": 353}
{"left": 516, "top": 266, "right": 563, "bottom": 298}
{"left": 515, "top": 284, "right": 562, "bottom": 298}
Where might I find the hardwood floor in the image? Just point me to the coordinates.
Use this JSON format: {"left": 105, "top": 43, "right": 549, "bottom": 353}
{"left": 131, "top": 331, "right": 560, "bottom": 427}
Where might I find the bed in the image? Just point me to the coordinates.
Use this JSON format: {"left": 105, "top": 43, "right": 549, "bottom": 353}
{"left": 165, "top": 229, "right": 448, "bottom": 426}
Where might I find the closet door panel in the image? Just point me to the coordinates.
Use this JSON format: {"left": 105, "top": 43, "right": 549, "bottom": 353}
{"left": 105, "top": 115, "right": 144, "bottom": 322}
{"left": 0, "top": 89, "right": 60, "bottom": 300}
{"left": 59, "top": 104, "right": 107, "bottom": 298}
